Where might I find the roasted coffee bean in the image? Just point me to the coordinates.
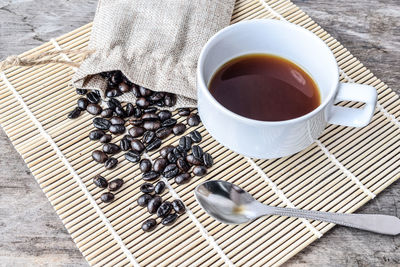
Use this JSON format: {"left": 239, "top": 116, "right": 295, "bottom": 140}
{"left": 131, "top": 139, "right": 145, "bottom": 153}
{"left": 156, "top": 127, "right": 172, "bottom": 139}
{"left": 129, "top": 118, "right": 143, "bottom": 126}
{"left": 160, "top": 145, "right": 174, "bottom": 158}
{"left": 187, "top": 114, "right": 201, "bottom": 126}
{"left": 87, "top": 92, "right": 101, "bottom": 104}
{"left": 193, "top": 166, "right": 207, "bottom": 176}
{"left": 173, "top": 146, "right": 187, "bottom": 159}
{"left": 163, "top": 164, "right": 179, "bottom": 178}
{"left": 177, "top": 158, "right": 190, "bottom": 172}
{"left": 161, "top": 118, "right": 177, "bottom": 128}
{"left": 76, "top": 88, "right": 87, "bottom": 95}
{"left": 109, "top": 124, "right": 126, "bottom": 134}
{"left": 162, "top": 213, "right": 178, "bottom": 226}
{"left": 115, "top": 106, "right": 127, "bottom": 118}
{"left": 68, "top": 107, "right": 81, "bottom": 119}
{"left": 93, "top": 174, "right": 108, "bottom": 188}
{"left": 154, "top": 181, "right": 166, "bottom": 195}
{"left": 142, "top": 131, "right": 155, "bottom": 144}
{"left": 192, "top": 145, "right": 203, "bottom": 159}
{"left": 142, "top": 218, "right": 157, "bottom": 232}
{"left": 92, "top": 150, "right": 108, "bottom": 163}
{"left": 143, "top": 171, "right": 160, "bottom": 181}
{"left": 110, "top": 116, "right": 125, "bottom": 125}
{"left": 106, "top": 88, "right": 122, "bottom": 98}
{"left": 118, "top": 82, "right": 130, "bottom": 93}
{"left": 146, "top": 138, "right": 162, "bottom": 152}
{"left": 149, "top": 92, "right": 165, "bottom": 102}
{"left": 175, "top": 173, "right": 191, "bottom": 184}
{"left": 100, "top": 192, "right": 114, "bottom": 203}
{"left": 153, "top": 158, "right": 168, "bottom": 173}
{"left": 100, "top": 134, "right": 112, "bottom": 143}
{"left": 103, "top": 143, "right": 121, "bottom": 154}
{"left": 123, "top": 135, "right": 134, "bottom": 142}
{"left": 77, "top": 98, "right": 89, "bottom": 110}
{"left": 143, "top": 120, "right": 161, "bottom": 131}
{"left": 105, "top": 87, "right": 115, "bottom": 98}
{"left": 136, "top": 97, "right": 150, "bottom": 108}
{"left": 125, "top": 150, "right": 141, "bottom": 162}
{"left": 125, "top": 103, "right": 135, "bottom": 117}
{"left": 203, "top": 153, "right": 213, "bottom": 168}
{"left": 164, "top": 93, "right": 176, "bottom": 107}
{"left": 189, "top": 130, "right": 202, "bottom": 143}
{"left": 106, "top": 75, "right": 115, "bottom": 86}
{"left": 186, "top": 154, "right": 203, "bottom": 166}
{"left": 107, "top": 98, "right": 121, "bottom": 110}
{"left": 143, "top": 107, "right": 157, "bottom": 113}
{"left": 140, "top": 183, "right": 155, "bottom": 194}
{"left": 87, "top": 103, "right": 102, "bottom": 115}
{"left": 158, "top": 110, "right": 172, "bottom": 121}
{"left": 93, "top": 118, "right": 111, "bottom": 130}
{"left": 147, "top": 196, "right": 162, "bottom": 214}
{"left": 131, "top": 84, "right": 141, "bottom": 97}
{"left": 157, "top": 201, "right": 172, "bottom": 218}
{"left": 167, "top": 151, "right": 178, "bottom": 164}
{"left": 172, "top": 123, "right": 186, "bottom": 135}
{"left": 108, "top": 178, "right": 123, "bottom": 191}
{"left": 179, "top": 136, "right": 192, "bottom": 151}
{"left": 137, "top": 194, "right": 152, "bottom": 207}
{"left": 129, "top": 126, "right": 145, "bottom": 137}
{"left": 142, "top": 112, "right": 159, "bottom": 121}
{"left": 133, "top": 107, "right": 142, "bottom": 118}
{"left": 105, "top": 157, "right": 118, "bottom": 169}
{"left": 140, "top": 159, "right": 152, "bottom": 173}
{"left": 89, "top": 129, "right": 105, "bottom": 140}
{"left": 172, "top": 199, "right": 186, "bottom": 214}
{"left": 155, "top": 99, "right": 165, "bottom": 107}
{"left": 120, "top": 138, "right": 131, "bottom": 151}
{"left": 93, "top": 90, "right": 101, "bottom": 97}
{"left": 178, "top": 108, "right": 191, "bottom": 116}
{"left": 111, "top": 71, "right": 123, "bottom": 84}
{"left": 139, "top": 86, "right": 152, "bottom": 97}
{"left": 101, "top": 108, "right": 114, "bottom": 118}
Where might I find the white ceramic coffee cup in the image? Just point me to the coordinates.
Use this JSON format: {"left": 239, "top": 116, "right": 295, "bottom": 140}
{"left": 197, "top": 19, "right": 377, "bottom": 159}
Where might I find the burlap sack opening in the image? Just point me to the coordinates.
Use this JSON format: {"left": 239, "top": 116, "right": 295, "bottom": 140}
{"left": 72, "top": 0, "right": 235, "bottom": 109}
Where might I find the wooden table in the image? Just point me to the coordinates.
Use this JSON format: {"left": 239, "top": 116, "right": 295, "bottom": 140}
{"left": 0, "top": 0, "right": 398, "bottom": 265}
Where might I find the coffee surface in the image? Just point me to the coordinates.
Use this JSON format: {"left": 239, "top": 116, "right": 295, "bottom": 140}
{"left": 208, "top": 54, "right": 320, "bottom": 121}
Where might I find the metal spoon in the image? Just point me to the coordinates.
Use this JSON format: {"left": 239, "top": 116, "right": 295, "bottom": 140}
{"left": 194, "top": 180, "right": 400, "bottom": 235}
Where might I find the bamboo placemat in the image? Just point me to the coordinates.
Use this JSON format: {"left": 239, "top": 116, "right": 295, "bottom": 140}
{"left": 0, "top": 0, "right": 399, "bottom": 266}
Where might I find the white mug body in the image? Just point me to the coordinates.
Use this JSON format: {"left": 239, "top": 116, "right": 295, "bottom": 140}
{"left": 197, "top": 19, "right": 377, "bottom": 159}
{"left": 198, "top": 92, "right": 328, "bottom": 158}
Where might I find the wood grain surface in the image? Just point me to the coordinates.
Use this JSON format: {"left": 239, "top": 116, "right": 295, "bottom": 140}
{"left": 0, "top": 0, "right": 398, "bottom": 266}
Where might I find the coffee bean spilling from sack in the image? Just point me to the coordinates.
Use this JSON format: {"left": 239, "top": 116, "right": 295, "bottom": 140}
{"left": 68, "top": 70, "right": 213, "bottom": 231}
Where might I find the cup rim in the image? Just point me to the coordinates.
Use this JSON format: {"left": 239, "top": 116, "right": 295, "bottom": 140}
{"left": 197, "top": 19, "right": 339, "bottom": 125}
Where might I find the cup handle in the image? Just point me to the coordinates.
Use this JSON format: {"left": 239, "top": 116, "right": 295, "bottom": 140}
{"left": 328, "top": 83, "right": 377, "bottom": 127}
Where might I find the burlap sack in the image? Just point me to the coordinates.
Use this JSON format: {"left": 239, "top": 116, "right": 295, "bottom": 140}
{"left": 72, "top": 0, "right": 235, "bottom": 108}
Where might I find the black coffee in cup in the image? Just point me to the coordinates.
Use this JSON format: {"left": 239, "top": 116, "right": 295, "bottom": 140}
{"left": 208, "top": 54, "right": 320, "bottom": 121}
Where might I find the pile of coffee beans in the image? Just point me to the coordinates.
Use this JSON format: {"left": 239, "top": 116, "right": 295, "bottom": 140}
{"left": 138, "top": 181, "right": 186, "bottom": 232}
{"left": 136, "top": 130, "right": 213, "bottom": 184}
{"left": 67, "top": 70, "right": 213, "bottom": 232}
{"left": 135, "top": 130, "right": 214, "bottom": 232}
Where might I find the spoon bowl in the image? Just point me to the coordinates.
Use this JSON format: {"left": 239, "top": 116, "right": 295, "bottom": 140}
{"left": 195, "top": 180, "right": 257, "bottom": 224}
{"left": 195, "top": 180, "right": 400, "bottom": 235}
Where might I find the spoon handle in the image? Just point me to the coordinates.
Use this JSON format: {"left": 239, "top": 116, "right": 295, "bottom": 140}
{"left": 266, "top": 206, "right": 400, "bottom": 235}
